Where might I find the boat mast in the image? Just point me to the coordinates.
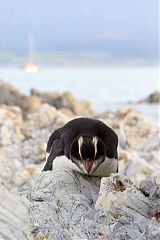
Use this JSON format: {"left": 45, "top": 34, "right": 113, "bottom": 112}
{"left": 28, "top": 32, "right": 34, "bottom": 64}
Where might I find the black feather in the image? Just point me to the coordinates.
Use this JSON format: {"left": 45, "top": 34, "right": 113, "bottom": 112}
{"left": 43, "top": 117, "right": 118, "bottom": 172}
{"left": 43, "top": 128, "right": 63, "bottom": 171}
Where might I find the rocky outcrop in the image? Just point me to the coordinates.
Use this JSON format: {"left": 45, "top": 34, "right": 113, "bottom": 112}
{"left": 0, "top": 80, "right": 93, "bottom": 117}
{"left": 0, "top": 80, "right": 42, "bottom": 118}
{"left": 0, "top": 91, "right": 159, "bottom": 239}
{"left": 31, "top": 88, "right": 60, "bottom": 106}
{"left": 21, "top": 104, "right": 70, "bottom": 165}
{"left": 0, "top": 104, "right": 70, "bottom": 192}
{"left": 0, "top": 105, "right": 27, "bottom": 191}
{"left": 0, "top": 80, "right": 25, "bottom": 107}
{"left": 0, "top": 104, "right": 159, "bottom": 192}
{"left": 30, "top": 170, "right": 160, "bottom": 239}
{"left": 138, "top": 91, "right": 160, "bottom": 104}
{"left": 31, "top": 88, "right": 93, "bottom": 116}
{"left": 97, "top": 108, "right": 160, "bottom": 183}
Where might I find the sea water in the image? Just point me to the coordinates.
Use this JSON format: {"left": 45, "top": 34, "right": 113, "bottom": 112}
{"left": 0, "top": 66, "right": 159, "bottom": 125}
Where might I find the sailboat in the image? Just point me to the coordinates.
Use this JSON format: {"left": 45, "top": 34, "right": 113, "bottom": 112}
{"left": 20, "top": 33, "right": 40, "bottom": 72}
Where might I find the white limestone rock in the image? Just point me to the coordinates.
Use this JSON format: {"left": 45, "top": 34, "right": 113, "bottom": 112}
{"left": 21, "top": 104, "right": 70, "bottom": 164}
{"left": 0, "top": 104, "right": 70, "bottom": 192}
{"left": 95, "top": 174, "right": 151, "bottom": 230}
{"left": 98, "top": 108, "right": 160, "bottom": 182}
{"left": 30, "top": 170, "right": 160, "bottom": 240}
{"left": 0, "top": 184, "right": 33, "bottom": 240}
{"left": 0, "top": 105, "right": 24, "bottom": 145}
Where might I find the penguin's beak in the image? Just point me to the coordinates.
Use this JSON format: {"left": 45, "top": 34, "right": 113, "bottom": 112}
{"left": 82, "top": 159, "right": 94, "bottom": 173}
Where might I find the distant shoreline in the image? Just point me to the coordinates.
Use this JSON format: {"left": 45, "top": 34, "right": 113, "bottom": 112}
{"left": 0, "top": 67, "right": 159, "bottom": 125}
{"left": 0, "top": 51, "right": 158, "bottom": 68}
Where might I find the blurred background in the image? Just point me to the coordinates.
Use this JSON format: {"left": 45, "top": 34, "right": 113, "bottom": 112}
{"left": 0, "top": 0, "right": 159, "bottom": 124}
{"left": 0, "top": 2, "right": 159, "bottom": 238}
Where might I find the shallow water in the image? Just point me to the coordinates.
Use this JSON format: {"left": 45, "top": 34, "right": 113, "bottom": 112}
{"left": 0, "top": 66, "right": 159, "bottom": 125}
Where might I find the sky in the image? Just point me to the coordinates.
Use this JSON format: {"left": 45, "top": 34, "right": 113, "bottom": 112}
{"left": 0, "top": 0, "right": 158, "bottom": 63}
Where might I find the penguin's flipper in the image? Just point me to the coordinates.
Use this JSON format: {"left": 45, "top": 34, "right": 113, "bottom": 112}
{"left": 43, "top": 129, "right": 63, "bottom": 171}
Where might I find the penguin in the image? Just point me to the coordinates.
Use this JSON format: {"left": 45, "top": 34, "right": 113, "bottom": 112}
{"left": 43, "top": 117, "right": 118, "bottom": 177}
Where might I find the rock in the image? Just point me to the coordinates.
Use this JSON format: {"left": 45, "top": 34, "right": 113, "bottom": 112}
{"left": 0, "top": 80, "right": 25, "bottom": 106}
{"left": 0, "top": 146, "right": 41, "bottom": 192}
{"left": 0, "top": 184, "right": 33, "bottom": 240}
{"left": 95, "top": 174, "right": 150, "bottom": 221}
{"left": 24, "top": 103, "right": 69, "bottom": 131}
{"left": 0, "top": 96, "right": 160, "bottom": 238}
{"left": 0, "top": 81, "right": 93, "bottom": 117}
{"left": 139, "top": 175, "right": 160, "bottom": 200}
{"left": 22, "top": 95, "right": 42, "bottom": 117}
{"left": 21, "top": 104, "right": 70, "bottom": 164}
{"left": 138, "top": 91, "right": 160, "bottom": 104}
{"left": 0, "top": 105, "right": 40, "bottom": 192}
{"left": 0, "top": 103, "right": 159, "bottom": 191}
{"left": 59, "top": 107, "right": 76, "bottom": 117}
{"left": 54, "top": 91, "right": 93, "bottom": 116}
{"left": 30, "top": 170, "right": 160, "bottom": 239}
{"left": 143, "top": 219, "right": 160, "bottom": 240}
{"left": 30, "top": 170, "right": 101, "bottom": 239}
{"left": 97, "top": 108, "right": 160, "bottom": 182}
{"left": 0, "top": 80, "right": 43, "bottom": 117}
{"left": 0, "top": 102, "right": 159, "bottom": 190}
{"left": 0, "top": 105, "right": 24, "bottom": 145}
{"left": 31, "top": 88, "right": 60, "bottom": 106}
{"left": 148, "top": 91, "right": 160, "bottom": 103}
{"left": 0, "top": 103, "right": 71, "bottom": 192}
{"left": 31, "top": 88, "right": 93, "bottom": 116}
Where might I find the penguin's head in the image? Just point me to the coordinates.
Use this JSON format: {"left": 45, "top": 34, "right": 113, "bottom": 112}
{"left": 70, "top": 135, "right": 106, "bottom": 174}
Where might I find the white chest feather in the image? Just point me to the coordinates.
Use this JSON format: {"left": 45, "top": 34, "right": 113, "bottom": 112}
{"left": 52, "top": 155, "right": 82, "bottom": 174}
{"left": 51, "top": 155, "right": 117, "bottom": 177}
